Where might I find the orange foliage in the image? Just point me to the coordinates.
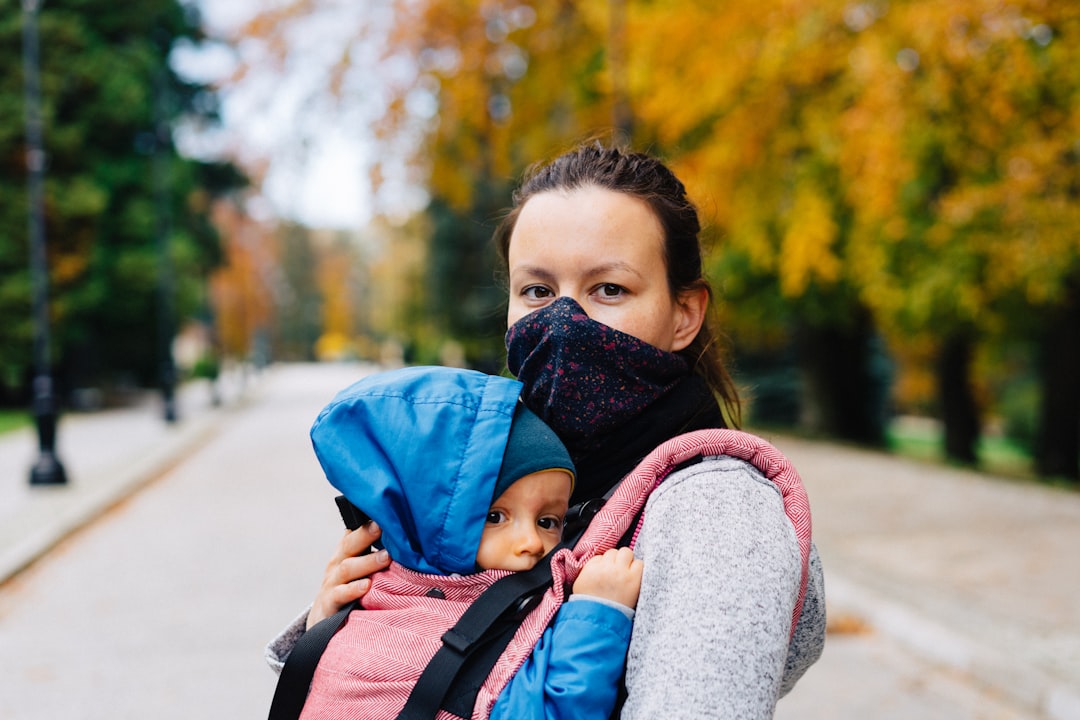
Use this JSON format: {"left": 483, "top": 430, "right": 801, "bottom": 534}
{"left": 313, "top": 230, "right": 360, "bottom": 341}
{"left": 208, "top": 201, "right": 276, "bottom": 358}
{"left": 227, "top": 0, "right": 1080, "bottom": 352}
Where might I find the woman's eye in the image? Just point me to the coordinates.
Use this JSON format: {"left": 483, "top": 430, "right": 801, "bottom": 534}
{"left": 522, "top": 285, "right": 554, "bottom": 300}
{"left": 596, "top": 283, "right": 625, "bottom": 298}
{"left": 486, "top": 511, "right": 506, "bottom": 524}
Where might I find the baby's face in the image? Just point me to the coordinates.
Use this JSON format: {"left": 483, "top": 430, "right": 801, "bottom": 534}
{"left": 475, "top": 470, "right": 572, "bottom": 572}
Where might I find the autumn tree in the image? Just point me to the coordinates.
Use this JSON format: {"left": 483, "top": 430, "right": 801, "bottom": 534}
{"left": 209, "top": 208, "right": 363, "bottom": 366}
{"left": 209, "top": 199, "right": 276, "bottom": 363}
{"left": 618, "top": 0, "right": 893, "bottom": 444}
{"left": 829, "top": 1, "right": 1080, "bottom": 476}
{"left": 313, "top": 229, "right": 370, "bottom": 360}
{"left": 624, "top": 0, "right": 1079, "bottom": 475}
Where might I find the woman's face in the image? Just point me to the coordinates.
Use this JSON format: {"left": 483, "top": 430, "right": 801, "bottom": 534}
{"left": 506, "top": 186, "right": 704, "bottom": 352}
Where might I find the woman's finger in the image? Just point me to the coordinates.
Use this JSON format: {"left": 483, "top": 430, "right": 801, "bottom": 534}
{"left": 334, "top": 549, "right": 391, "bottom": 586}
{"left": 309, "top": 537, "right": 391, "bottom": 629}
{"left": 330, "top": 522, "right": 382, "bottom": 564}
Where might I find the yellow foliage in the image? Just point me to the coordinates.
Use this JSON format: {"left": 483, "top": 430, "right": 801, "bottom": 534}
{"left": 779, "top": 187, "right": 841, "bottom": 296}
{"left": 314, "top": 232, "right": 359, "bottom": 339}
{"left": 315, "top": 332, "right": 354, "bottom": 361}
{"left": 228, "top": 0, "right": 1080, "bottom": 352}
{"left": 52, "top": 253, "right": 89, "bottom": 285}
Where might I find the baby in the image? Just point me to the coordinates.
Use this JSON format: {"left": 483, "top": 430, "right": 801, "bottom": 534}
{"left": 296, "top": 366, "right": 642, "bottom": 719}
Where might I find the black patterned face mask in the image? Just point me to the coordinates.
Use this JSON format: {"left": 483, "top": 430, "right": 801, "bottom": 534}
{"left": 505, "top": 297, "right": 689, "bottom": 452}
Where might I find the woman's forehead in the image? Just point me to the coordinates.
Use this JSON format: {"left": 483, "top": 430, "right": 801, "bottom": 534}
{"left": 509, "top": 188, "right": 664, "bottom": 263}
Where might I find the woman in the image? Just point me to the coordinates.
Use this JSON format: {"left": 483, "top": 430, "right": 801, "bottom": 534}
{"left": 268, "top": 143, "right": 826, "bottom": 718}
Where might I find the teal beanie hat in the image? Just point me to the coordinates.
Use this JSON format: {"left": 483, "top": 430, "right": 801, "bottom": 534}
{"left": 493, "top": 403, "right": 575, "bottom": 501}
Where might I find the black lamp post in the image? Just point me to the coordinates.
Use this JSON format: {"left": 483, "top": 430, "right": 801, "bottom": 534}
{"left": 153, "top": 65, "right": 178, "bottom": 424}
{"left": 22, "top": 0, "right": 67, "bottom": 485}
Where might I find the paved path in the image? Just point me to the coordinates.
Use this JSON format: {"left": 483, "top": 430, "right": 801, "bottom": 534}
{"left": 0, "top": 362, "right": 1076, "bottom": 718}
{"left": 770, "top": 433, "right": 1080, "bottom": 719}
{"left": 0, "top": 367, "right": 256, "bottom": 584}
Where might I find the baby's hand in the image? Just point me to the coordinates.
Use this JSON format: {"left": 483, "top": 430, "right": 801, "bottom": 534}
{"left": 572, "top": 547, "right": 643, "bottom": 609}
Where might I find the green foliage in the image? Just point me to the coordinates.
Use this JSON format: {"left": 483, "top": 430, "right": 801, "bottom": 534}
{"left": 274, "top": 223, "right": 322, "bottom": 362}
{"left": 0, "top": 1, "right": 244, "bottom": 402}
{"left": 424, "top": 197, "right": 509, "bottom": 363}
{"left": 0, "top": 409, "right": 31, "bottom": 436}
{"left": 886, "top": 417, "right": 1035, "bottom": 482}
{"left": 998, "top": 375, "right": 1039, "bottom": 451}
{"left": 190, "top": 353, "right": 219, "bottom": 380}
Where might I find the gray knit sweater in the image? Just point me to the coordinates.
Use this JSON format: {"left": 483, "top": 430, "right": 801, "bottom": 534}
{"left": 622, "top": 455, "right": 825, "bottom": 718}
{"left": 266, "top": 455, "right": 826, "bottom": 718}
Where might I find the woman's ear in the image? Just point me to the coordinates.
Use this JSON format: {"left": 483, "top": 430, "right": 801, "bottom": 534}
{"left": 671, "top": 286, "right": 709, "bottom": 352}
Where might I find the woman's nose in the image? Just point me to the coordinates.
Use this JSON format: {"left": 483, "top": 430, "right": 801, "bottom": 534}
{"left": 558, "top": 293, "right": 583, "bottom": 307}
{"left": 553, "top": 294, "right": 592, "bottom": 319}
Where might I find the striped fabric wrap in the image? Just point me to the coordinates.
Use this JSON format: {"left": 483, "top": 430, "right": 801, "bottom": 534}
{"left": 301, "top": 563, "right": 514, "bottom": 720}
{"left": 473, "top": 429, "right": 812, "bottom": 719}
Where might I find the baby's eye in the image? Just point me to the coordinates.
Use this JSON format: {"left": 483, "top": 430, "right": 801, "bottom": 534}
{"left": 486, "top": 511, "right": 507, "bottom": 524}
{"left": 522, "top": 285, "right": 555, "bottom": 300}
{"left": 537, "top": 516, "right": 563, "bottom": 531}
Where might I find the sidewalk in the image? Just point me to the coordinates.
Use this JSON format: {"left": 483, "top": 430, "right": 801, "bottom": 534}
{"left": 770, "top": 434, "right": 1080, "bottom": 720}
{"left": 0, "top": 367, "right": 262, "bottom": 586}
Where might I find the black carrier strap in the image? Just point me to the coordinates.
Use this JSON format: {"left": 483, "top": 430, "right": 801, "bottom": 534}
{"left": 268, "top": 599, "right": 359, "bottom": 720}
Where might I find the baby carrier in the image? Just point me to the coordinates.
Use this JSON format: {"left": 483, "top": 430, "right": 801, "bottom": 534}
{"left": 269, "top": 427, "right": 812, "bottom": 720}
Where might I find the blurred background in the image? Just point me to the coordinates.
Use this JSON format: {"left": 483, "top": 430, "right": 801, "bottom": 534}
{"left": 2, "top": 0, "right": 1078, "bottom": 487}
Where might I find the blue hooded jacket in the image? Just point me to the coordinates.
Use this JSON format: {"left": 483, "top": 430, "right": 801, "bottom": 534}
{"left": 310, "top": 366, "right": 523, "bottom": 576}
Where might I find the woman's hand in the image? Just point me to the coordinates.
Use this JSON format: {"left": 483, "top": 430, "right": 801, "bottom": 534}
{"left": 307, "top": 522, "right": 392, "bottom": 629}
{"left": 572, "top": 547, "right": 643, "bottom": 609}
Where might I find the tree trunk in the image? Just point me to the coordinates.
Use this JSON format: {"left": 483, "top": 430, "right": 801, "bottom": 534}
{"left": 796, "top": 307, "right": 889, "bottom": 446}
{"left": 936, "top": 329, "right": 980, "bottom": 465}
{"left": 1035, "top": 281, "right": 1080, "bottom": 481}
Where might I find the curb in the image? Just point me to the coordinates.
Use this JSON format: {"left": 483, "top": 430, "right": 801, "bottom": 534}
{"left": 0, "top": 416, "right": 218, "bottom": 585}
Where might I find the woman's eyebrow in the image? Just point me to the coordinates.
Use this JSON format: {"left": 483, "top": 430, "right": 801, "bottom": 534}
{"left": 510, "top": 261, "right": 643, "bottom": 283}
{"left": 583, "top": 261, "right": 643, "bottom": 281}
{"left": 510, "top": 266, "right": 558, "bottom": 284}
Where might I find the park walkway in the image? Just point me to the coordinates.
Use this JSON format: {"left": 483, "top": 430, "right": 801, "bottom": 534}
{"left": 1, "top": 362, "right": 1077, "bottom": 718}
{"left": 0, "top": 367, "right": 259, "bottom": 584}
{"left": 771, "top": 433, "right": 1080, "bottom": 719}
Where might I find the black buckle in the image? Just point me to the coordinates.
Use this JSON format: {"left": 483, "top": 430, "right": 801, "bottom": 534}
{"left": 564, "top": 497, "right": 606, "bottom": 539}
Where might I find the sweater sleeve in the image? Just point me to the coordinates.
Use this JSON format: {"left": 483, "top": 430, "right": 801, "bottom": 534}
{"left": 621, "top": 456, "right": 823, "bottom": 719}
{"left": 490, "top": 598, "right": 634, "bottom": 720}
{"left": 264, "top": 607, "right": 310, "bottom": 675}
{"left": 781, "top": 541, "right": 826, "bottom": 695}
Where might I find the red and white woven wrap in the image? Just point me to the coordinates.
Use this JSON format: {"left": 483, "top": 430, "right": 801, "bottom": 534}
{"left": 301, "top": 564, "right": 513, "bottom": 720}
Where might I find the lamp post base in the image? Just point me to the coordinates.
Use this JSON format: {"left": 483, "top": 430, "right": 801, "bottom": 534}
{"left": 30, "top": 450, "right": 67, "bottom": 485}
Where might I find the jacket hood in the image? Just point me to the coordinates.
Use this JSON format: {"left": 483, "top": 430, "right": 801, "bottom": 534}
{"left": 310, "top": 366, "right": 522, "bottom": 575}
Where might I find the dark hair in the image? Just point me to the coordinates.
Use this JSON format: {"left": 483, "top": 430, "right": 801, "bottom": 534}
{"left": 494, "top": 141, "right": 741, "bottom": 427}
